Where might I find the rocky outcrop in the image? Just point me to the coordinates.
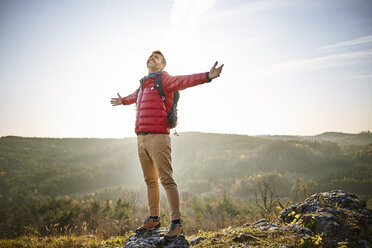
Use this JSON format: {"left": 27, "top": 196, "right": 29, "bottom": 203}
{"left": 124, "top": 227, "right": 189, "bottom": 248}
{"left": 124, "top": 191, "right": 371, "bottom": 247}
{"left": 278, "top": 190, "right": 372, "bottom": 248}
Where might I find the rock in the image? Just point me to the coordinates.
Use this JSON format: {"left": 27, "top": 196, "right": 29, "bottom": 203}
{"left": 124, "top": 227, "right": 189, "bottom": 248}
{"left": 250, "top": 219, "right": 281, "bottom": 231}
{"left": 286, "top": 223, "right": 312, "bottom": 236}
{"left": 278, "top": 190, "right": 372, "bottom": 248}
{"left": 211, "top": 237, "right": 219, "bottom": 244}
{"left": 251, "top": 219, "right": 269, "bottom": 226}
{"left": 189, "top": 236, "right": 204, "bottom": 246}
{"left": 232, "top": 233, "right": 257, "bottom": 243}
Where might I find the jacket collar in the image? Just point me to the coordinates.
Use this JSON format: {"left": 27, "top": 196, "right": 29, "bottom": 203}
{"left": 147, "top": 71, "right": 163, "bottom": 78}
{"left": 140, "top": 71, "right": 164, "bottom": 84}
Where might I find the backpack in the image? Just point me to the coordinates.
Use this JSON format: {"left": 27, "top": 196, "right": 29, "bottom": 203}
{"left": 138, "top": 72, "right": 180, "bottom": 129}
{"left": 154, "top": 75, "right": 180, "bottom": 129}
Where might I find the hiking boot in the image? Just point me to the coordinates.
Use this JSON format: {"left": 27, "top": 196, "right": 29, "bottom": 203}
{"left": 135, "top": 217, "right": 160, "bottom": 234}
{"left": 163, "top": 223, "right": 183, "bottom": 241}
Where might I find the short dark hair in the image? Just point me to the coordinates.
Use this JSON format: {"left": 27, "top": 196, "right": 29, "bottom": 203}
{"left": 152, "top": 50, "right": 166, "bottom": 68}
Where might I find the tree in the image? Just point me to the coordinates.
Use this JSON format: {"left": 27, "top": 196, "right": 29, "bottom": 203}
{"left": 291, "top": 178, "right": 318, "bottom": 202}
{"left": 254, "top": 173, "right": 278, "bottom": 219}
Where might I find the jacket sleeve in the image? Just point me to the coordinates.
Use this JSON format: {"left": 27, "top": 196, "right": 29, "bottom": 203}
{"left": 121, "top": 90, "right": 137, "bottom": 105}
{"left": 162, "top": 72, "right": 211, "bottom": 92}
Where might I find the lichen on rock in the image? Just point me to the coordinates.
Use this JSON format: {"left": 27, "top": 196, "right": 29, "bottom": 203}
{"left": 278, "top": 190, "right": 372, "bottom": 247}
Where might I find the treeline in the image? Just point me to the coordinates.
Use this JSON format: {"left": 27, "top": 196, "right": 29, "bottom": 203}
{"left": 258, "top": 131, "right": 372, "bottom": 146}
{"left": 0, "top": 137, "right": 141, "bottom": 209}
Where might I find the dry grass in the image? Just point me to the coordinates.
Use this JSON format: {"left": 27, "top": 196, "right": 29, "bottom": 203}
{"left": 187, "top": 226, "right": 301, "bottom": 248}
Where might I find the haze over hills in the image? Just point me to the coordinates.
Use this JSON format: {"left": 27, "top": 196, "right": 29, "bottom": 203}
{"left": 0, "top": 131, "right": 371, "bottom": 240}
{"left": 1, "top": 131, "right": 371, "bottom": 208}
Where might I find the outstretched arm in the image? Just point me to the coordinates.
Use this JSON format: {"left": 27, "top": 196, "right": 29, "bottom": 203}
{"left": 162, "top": 61, "right": 224, "bottom": 92}
{"left": 111, "top": 91, "right": 137, "bottom": 106}
{"left": 208, "top": 61, "right": 224, "bottom": 80}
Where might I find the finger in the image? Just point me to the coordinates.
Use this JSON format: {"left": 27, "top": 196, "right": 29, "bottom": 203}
{"left": 117, "top": 93, "right": 122, "bottom": 98}
{"left": 213, "top": 61, "right": 218, "bottom": 69}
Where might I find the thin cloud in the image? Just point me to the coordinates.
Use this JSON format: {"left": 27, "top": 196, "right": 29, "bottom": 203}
{"left": 343, "top": 74, "right": 372, "bottom": 81}
{"left": 317, "top": 35, "right": 372, "bottom": 51}
{"left": 208, "top": 0, "right": 291, "bottom": 20}
{"left": 169, "top": 0, "right": 216, "bottom": 28}
{"left": 266, "top": 50, "right": 372, "bottom": 74}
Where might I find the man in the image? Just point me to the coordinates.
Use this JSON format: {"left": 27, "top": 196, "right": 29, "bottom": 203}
{"left": 111, "top": 50, "right": 223, "bottom": 240}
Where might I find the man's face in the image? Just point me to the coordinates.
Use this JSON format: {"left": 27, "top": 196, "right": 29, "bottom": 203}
{"left": 147, "top": 53, "right": 164, "bottom": 71}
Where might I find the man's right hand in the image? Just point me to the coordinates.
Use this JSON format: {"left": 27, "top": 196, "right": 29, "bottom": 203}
{"left": 111, "top": 93, "right": 123, "bottom": 106}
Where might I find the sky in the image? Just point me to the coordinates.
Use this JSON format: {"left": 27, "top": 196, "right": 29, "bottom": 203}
{"left": 0, "top": 0, "right": 371, "bottom": 138}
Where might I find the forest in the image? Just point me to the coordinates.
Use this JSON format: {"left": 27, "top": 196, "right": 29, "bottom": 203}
{"left": 0, "top": 131, "right": 371, "bottom": 238}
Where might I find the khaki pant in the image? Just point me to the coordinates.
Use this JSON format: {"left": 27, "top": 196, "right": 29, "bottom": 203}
{"left": 137, "top": 133, "right": 181, "bottom": 220}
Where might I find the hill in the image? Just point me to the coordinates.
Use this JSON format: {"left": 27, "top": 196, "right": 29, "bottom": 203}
{"left": 257, "top": 130, "right": 372, "bottom": 146}
{"left": 1, "top": 132, "right": 371, "bottom": 209}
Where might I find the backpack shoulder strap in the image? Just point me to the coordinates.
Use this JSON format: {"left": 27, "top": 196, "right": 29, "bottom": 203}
{"left": 154, "top": 74, "right": 166, "bottom": 103}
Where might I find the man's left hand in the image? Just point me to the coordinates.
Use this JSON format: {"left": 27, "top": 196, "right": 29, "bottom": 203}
{"left": 208, "top": 61, "right": 224, "bottom": 80}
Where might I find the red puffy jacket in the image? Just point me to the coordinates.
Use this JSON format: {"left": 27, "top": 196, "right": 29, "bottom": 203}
{"left": 122, "top": 71, "right": 210, "bottom": 134}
